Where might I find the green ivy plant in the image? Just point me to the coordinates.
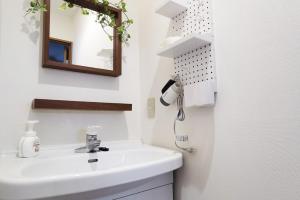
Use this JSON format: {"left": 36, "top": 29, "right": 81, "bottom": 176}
{"left": 26, "top": 0, "right": 133, "bottom": 43}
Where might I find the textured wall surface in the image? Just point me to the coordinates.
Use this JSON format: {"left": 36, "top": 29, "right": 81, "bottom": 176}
{"left": 138, "top": 0, "right": 300, "bottom": 199}
{"left": 137, "top": 1, "right": 215, "bottom": 199}
{"left": 206, "top": 0, "right": 300, "bottom": 199}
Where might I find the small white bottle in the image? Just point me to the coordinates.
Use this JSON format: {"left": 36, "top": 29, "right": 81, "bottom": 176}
{"left": 18, "top": 120, "right": 40, "bottom": 158}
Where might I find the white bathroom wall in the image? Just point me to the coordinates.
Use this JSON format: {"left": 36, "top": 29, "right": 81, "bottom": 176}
{"left": 1, "top": 0, "right": 300, "bottom": 198}
{"left": 0, "top": 0, "right": 2, "bottom": 61}
{"left": 138, "top": 0, "right": 300, "bottom": 200}
{"left": 0, "top": 0, "right": 2, "bottom": 69}
{"left": 203, "top": 0, "right": 300, "bottom": 199}
{"left": 137, "top": 1, "right": 215, "bottom": 199}
{"left": 0, "top": 0, "right": 141, "bottom": 153}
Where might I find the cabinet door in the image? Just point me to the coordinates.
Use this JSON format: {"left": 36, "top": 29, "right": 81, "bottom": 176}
{"left": 116, "top": 184, "right": 173, "bottom": 200}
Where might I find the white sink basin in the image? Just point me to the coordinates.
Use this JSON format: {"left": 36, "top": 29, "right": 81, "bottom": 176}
{"left": 0, "top": 141, "right": 182, "bottom": 200}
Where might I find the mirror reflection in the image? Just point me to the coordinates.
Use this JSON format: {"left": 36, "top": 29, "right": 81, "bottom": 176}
{"left": 49, "top": 0, "right": 114, "bottom": 70}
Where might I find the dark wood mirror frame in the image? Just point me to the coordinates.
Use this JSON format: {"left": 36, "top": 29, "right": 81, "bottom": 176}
{"left": 42, "top": 0, "right": 122, "bottom": 77}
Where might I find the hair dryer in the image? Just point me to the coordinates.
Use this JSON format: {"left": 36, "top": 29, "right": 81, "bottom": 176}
{"left": 160, "top": 79, "right": 181, "bottom": 106}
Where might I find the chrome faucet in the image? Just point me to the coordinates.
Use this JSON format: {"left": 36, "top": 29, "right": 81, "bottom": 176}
{"left": 86, "top": 134, "right": 101, "bottom": 152}
{"left": 75, "top": 126, "right": 101, "bottom": 153}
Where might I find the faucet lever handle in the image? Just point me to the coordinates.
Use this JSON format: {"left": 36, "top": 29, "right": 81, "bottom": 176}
{"left": 94, "top": 139, "right": 101, "bottom": 147}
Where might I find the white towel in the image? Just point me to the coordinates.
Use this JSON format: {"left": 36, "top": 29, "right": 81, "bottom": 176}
{"left": 184, "top": 80, "right": 217, "bottom": 107}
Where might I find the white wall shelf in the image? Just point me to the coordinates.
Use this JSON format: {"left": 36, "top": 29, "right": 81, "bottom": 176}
{"left": 157, "top": 33, "right": 213, "bottom": 58}
{"left": 155, "top": 0, "right": 188, "bottom": 18}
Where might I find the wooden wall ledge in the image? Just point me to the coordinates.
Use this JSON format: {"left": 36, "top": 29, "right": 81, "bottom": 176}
{"left": 32, "top": 99, "right": 132, "bottom": 111}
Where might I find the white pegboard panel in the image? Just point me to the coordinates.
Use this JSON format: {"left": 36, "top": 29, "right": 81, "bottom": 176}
{"left": 174, "top": 44, "right": 215, "bottom": 86}
{"left": 170, "top": 0, "right": 213, "bottom": 36}
{"left": 169, "top": 0, "right": 216, "bottom": 86}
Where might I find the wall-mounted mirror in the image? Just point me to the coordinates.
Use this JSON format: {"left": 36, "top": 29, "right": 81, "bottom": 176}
{"left": 43, "top": 0, "right": 122, "bottom": 76}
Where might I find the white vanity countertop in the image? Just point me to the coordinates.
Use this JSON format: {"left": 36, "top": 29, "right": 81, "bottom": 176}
{"left": 0, "top": 140, "right": 182, "bottom": 200}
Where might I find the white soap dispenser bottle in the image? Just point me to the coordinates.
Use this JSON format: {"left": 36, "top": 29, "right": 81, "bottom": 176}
{"left": 18, "top": 120, "right": 40, "bottom": 158}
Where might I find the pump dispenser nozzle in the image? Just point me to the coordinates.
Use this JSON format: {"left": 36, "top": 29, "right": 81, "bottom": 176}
{"left": 26, "top": 120, "right": 39, "bottom": 137}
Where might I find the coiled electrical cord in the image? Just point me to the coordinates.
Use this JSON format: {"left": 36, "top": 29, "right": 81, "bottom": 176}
{"left": 176, "top": 93, "right": 185, "bottom": 121}
{"left": 173, "top": 77, "right": 194, "bottom": 153}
